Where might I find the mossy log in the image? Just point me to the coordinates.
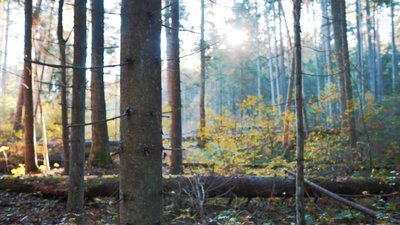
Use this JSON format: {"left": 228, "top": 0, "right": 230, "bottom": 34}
{"left": 0, "top": 175, "right": 398, "bottom": 199}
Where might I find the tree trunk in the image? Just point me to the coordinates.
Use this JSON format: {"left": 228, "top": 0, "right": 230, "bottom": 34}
{"left": 38, "top": 94, "right": 50, "bottom": 171}
{"left": 198, "top": 0, "right": 206, "bottom": 148}
{"left": 264, "top": 3, "right": 276, "bottom": 107}
{"left": 366, "top": 0, "right": 376, "bottom": 98}
{"left": 321, "top": 0, "right": 333, "bottom": 124}
{"left": 331, "top": 0, "right": 357, "bottom": 148}
{"left": 1, "top": 1, "right": 10, "bottom": 94}
{"left": 23, "top": 0, "right": 38, "bottom": 174}
{"left": 67, "top": 0, "right": 87, "bottom": 214}
{"left": 278, "top": 5, "right": 286, "bottom": 112}
{"left": 120, "top": 0, "right": 162, "bottom": 223}
{"left": 391, "top": 0, "right": 398, "bottom": 96}
{"left": 1, "top": 176, "right": 397, "bottom": 199}
{"left": 14, "top": 83, "right": 25, "bottom": 131}
{"left": 57, "top": 0, "right": 70, "bottom": 175}
{"left": 375, "top": 17, "right": 383, "bottom": 102}
{"left": 166, "top": 0, "right": 183, "bottom": 174}
{"left": 356, "top": 0, "right": 365, "bottom": 104}
{"left": 293, "top": 0, "right": 305, "bottom": 224}
{"left": 89, "top": 0, "right": 112, "bottom": 167}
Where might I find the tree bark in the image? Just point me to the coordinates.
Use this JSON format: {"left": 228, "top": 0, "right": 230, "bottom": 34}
{"left": 331, "top": 0, "right": 357, "bottom": 148}
{"left": 120, "top": 0, "right": 162, "bottom": 223}
{"left": 198, "top": 0, "right": 206, "bottom": 148}
{"left": 166, "top": 0, "right": 183, "bottom": 174}
{"left": 89, "top": 0, "right": 112, "bottom": 167}
{"left": 1, "top": 2, "right": 10, "bottom": 94}
{"left": 391, "top": 0, "right": 398, "bottom": 96}
{"left": 366, "top": 0, "right": 376, "bottom": 98}
{"left": 356, "top": 0, "right": 365, "bottom": 104}
{"left": 67, "top": 0, "right": 87, "bottom": 214}
{"left": 23, "top": 0, "right": 38, "bottom": 173}
{"left": 57, "top": 0, "right": 70, "bottom": 175}
{"left": 293, "top": 0, "right": 305, "bottom": 224}
{"left": 375, "top": 17, "right": 383, "bottom": 102}
{"left": 0, "top": 176, "right": 397, "bottom": 199}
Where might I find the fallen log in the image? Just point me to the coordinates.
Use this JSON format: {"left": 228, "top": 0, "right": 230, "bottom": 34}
{"left": 285, "top": 169, "right": 400, "bottom": 224}
{"left": 0, "top": 175, "right": 398, "bottom": 199}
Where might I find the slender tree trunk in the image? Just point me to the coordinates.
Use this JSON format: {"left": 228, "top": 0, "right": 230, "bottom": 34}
{"left": 166, "top": 0, "right": 183, "bottom": 174}
{"left": 23, "top": 0, "right": 38, "bottom": 173}
{"left": 366, "top": 0, "right": 376, "bottom": 98}
{"left": 375, "top": 17, "right": 383, "bottom": 102}
{"left": 120, "top": 0, "right": 162, "bottom": 223}
{"left": 89, "top": 0, "right": 112, "bottom": 167}
{"left": 14, "top": 83, "right": 25, "bottom": 130}
{"left": 38, "top": 94, "right": 50, "bottom": 170}
{"left": 391, "top": 0, "right": 398, "bottom": 96}
{"left": 273, "top": 5, "right": 282, "bottom": 116}
{"left": 356, "top": 0, "right": 365, "bottom": 104}
{"left": 278, "top": 4, "right": 286, "bottom": 112}
{"left": 198, "top": 0, "right": 206, "bottom": 148}
{"left": 331, "top": 0, "right": 357, "bottom": 148}
{"left": 67, "top": 0, "right": 87, "bottom": 213}
{"left": 57, "top": 0, "right": 70, "bottom": 174}
{"left": 321, "top": 0, "right": 333, "bottom": 124}
{"left": 1, "top": 1, "right": 10, "bottom": 94}
{"left": 293, "top": 0, "right": 305, "bottom": 224}
{"left": 264, "top": 3, "right": 276, "bottom": 106}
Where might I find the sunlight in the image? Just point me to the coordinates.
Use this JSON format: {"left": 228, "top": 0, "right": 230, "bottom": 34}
{"left": 226, "top": 28, "right": 248, "bottom": 46}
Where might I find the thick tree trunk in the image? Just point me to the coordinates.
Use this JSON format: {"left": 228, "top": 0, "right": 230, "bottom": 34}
{"left": 331, "top": 0, "right": 357, "bottom": 148}
{"left": 166, "top": 0, "right": 183, "bottom": 174}
{"left": 23, "top": 0, "right": 38, "bottom": 173}
{"left": 13, "top": 83, "right": 25, "bottom": 130}
{"left": 67, "top": 0, "right": 87, "bottom": 213}
{"left": 57, "top": 0, "right": 70, "bottom": 175}
{"left": 0, "top": 176, "right": 397, "bottom": 199}
{"left": 89, "top": 0, "right": 112, "bottom": 167}
{"left": 293, "top": 0, "right": 305, "bottom": 224}
{"left": 198, "top": 0, "right": 206, "bottom": 148}
{"left": 120, "top": 0, "right": 162, "bottom": 223}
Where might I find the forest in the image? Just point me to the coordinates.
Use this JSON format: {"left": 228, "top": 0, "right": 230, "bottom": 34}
{"left": 0, "top": 0, "right": 399, "bottom": 224}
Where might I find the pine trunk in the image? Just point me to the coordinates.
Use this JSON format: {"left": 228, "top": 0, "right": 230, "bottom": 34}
{"left": 166, "top": 0, "right": 183, "bottom": 174}
{"left": 294, "top": 1, "right": 305, "bottom": 223}
{"left": 67, "top": 0, "right": 87, "bottom": 213}
{"left": 120, "top": 0, "right": 163, "bottom": 223}
{"left": 391, "top": 0, "right": 398, "bottom": 96}
{"left": 57, "top": 0, "right": 70, "bottom": 174}
{"left": 23, "top": 0, "right": 38, "bottom": 173}
{"left": 89, "top": 0, "right": 112, "bottom": 167}
{"left": 198, "top": 0, "right": 206, "bottom": 148}
{"left": 331, "top": 0, "right": 357, "bottom": 148}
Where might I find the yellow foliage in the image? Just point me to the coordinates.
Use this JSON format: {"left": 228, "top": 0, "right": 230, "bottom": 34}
{"left": 11, "top": 164, "right": 25, "bottom": 176}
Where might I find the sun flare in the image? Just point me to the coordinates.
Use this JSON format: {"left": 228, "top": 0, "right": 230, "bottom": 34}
{"left": 226, "top": 28, "right": 248, "bottom": 46}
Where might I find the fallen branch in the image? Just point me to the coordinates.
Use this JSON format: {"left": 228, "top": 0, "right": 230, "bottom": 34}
{"left": 285, "top": 169, "right": 400, "bottom": 224}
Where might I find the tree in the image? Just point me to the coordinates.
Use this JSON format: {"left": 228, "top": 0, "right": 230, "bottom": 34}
{"left": 390, "top": 0, "right": 398, "bottom": 96}
{"left": 293, "top": 0, "right": 305, "bottom": 224}
{"left": 331, "top": 0, "right": 357, "bottom": 148}
{"left": 89, "top": 0, "right": 112, "bottom": 167}
{"left": 1, "top": 1, "right": 10, "bottom": 94}
{"left": 166, "top": 0, "right": 183, "bottom": 174}
{"left": 198, "top": 0, "right": 206, "bottom": 148}
{"left": 67, "top": 0, "right": 87, "bottom": 213}
{"left": 366, "top": 0, "right": 376, "bottom": 98}
{"left": 119, "top": 0, "right": 162, "bottom": 223}
{"left": 57, "top": 0, "right": 70, "bottom": 174}
{"left": 23, "top": 0, "right": 38, "bottom": 173}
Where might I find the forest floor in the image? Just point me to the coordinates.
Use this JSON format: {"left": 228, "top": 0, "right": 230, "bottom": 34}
{"left": 0, "top": 164, "right": 397, "bottom": 224}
